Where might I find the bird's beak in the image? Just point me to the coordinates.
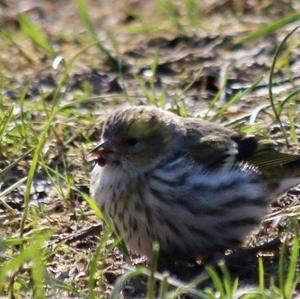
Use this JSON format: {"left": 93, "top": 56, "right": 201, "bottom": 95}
{"left": 87, "top": 140, "right": 115, "bottom": 166}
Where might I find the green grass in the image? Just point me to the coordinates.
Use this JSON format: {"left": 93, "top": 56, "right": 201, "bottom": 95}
{"left": 239, "top": 12, "right": 300, "bottom": 43}
{"left": 18, "top": 14, "right": 56, "bottom": 57}
{"left": 110, "top": 234, "right": 300, "bottom": 299}
{"left": 1, "top": 1, "right": 300, "bottom": 298}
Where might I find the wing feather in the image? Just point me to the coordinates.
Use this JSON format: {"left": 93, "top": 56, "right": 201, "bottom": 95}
{"left": 185, "top": 118, "right": 300, "bottom": 178}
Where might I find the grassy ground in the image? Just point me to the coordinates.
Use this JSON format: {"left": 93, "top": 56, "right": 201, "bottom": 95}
{"left": 1, "top": 0, "right": 300, "bottom": 298}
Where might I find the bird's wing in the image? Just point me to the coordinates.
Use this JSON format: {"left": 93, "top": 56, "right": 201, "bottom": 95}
{"left": 185, "top": 119, "right": 242, "bottom": 169}
{"left": 188, "top": 134, "right": 240, "bottom": 169}
{"left": 185, "top": 119, "right": 300, "bottom": 178}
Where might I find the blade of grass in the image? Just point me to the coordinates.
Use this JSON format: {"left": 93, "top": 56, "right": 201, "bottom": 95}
{"left": 284, "top": 234, "right": 299, "bottom": 299}
{"left": 279, "top": 241, "right": 288, "bottom": 292}
{"left": 258, "top": 257, "right": 266, "bottom": 299}
{"left": 206, "top": 265, "right": 225, "bottom": 299}
{"left": 288, "top": 106, "right": 298, "bottom": 144}
{"left": 39, "top": 159, "right": 74, "bottom": 204}
{"left": 156, "top": 0, "right": 184, "bottom": 32}
{"left": 166, "top": 272, "right": 210, "bottom": 299}
{"left": 79, "top": 191, "right": 107, "bottom": 223}
{"left": 184, "top": 0, "right": 201, "bottom": 27}
{"left": 211, "top": 76, "right": 263, "bottom": 120}
{"left": 177, "top": 67, "right": 203, "bottom": 100}
{"left": 2, "top": 236, "right": 33, "bottom": 247}
{"left": 0, "top": 176, "right": 27, "bottom": 212}
{"left": 268, "top": 26, "right": 299, "bottom": 147}
{"left": 19, "top": 106, "right": 58, "bottom": 237}
{"left": 32, "top": 245, "right": 46, "bottom": 299}
{"left": 122, "top": 264, "right": 209, "bottom": 299}
{"left": 18, "top": 14, "right": 56, "bottom": 57}
{"left": 158, "top": 272, "right": 169, "bottom": 299}
{"left": 75, "top": 0, "right": 118, "bottom": 67}
{"left": 18, "top": 82, "right": 31, "bottom": 141}
{"left": 0, "top": 233, "right": 49, "bottom": 286}
{"left": 107, "top": 31, "right": 130, "bottom": 101}
{"left": 0, "top": 29, "right": 37, "bottom": 63}
{"left": 239, "top": 12, "right": 300, "bottom": 43}
{"left": 278, "top": 87, "right": 300, "bottom": 116}
{"left": 45, "top": 271, "right": 80, "bottom": 294}
{"left": 0, "top": 73, "right": 3, "bottom": 108}
{"left": 0, "top": 106, "right": 14, "bottom": 144}
{"left": 149, "top": 53, "right": 159, "bottom": 105}
{"left": 48, "top": 41, "right": 100, "bottom": 107}
{"left": 88, "top": 229, "right": 111, "bottom": 299}
{"left": 78, "top": 190, "right": 130, "bottom": 260}
{"left": 146, "top": 242, "right": 159, "bottom": 299}
{"left": 204, "top": 77, "right": 227, "bottom": 119}
{"left": 220, "top": 261, "right": 238, "bottom": 298}
{"left": 87, "top": 243, "right": 102, "bottom": 299}
{"left": 111, "top": 267, "right": 148, "bottom": 299}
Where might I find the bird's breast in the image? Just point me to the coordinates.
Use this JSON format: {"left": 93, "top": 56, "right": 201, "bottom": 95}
{"left": 90, "top": 165, "right": 129, "bottom": 210}
{"left": 90, "top": 164, "right": 156, "bottom": 256}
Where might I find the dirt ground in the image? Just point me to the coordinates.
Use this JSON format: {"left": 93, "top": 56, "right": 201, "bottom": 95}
{"left": 1, "top": 0, "right": 300, "bottom": 298}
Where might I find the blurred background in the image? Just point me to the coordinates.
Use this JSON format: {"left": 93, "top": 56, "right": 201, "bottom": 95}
{"left": 1, "top": 1, "right": 300, "bottom": 298}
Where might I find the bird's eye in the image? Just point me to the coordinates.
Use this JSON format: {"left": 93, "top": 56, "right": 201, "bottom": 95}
{"left": 126, "top": 138, "right": 138, "bottom": 146}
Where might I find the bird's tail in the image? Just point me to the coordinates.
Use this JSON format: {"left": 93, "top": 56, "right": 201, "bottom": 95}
{"left": 249, "top": 142, "right": 300, "bottom": 193}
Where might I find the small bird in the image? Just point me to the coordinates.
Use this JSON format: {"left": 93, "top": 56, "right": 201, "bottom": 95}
{"left": 88, "top": 105, "right": 300, "bottom": 261}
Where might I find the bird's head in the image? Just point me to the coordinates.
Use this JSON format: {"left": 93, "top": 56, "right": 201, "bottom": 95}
{"left": 88, "top": 106, "right": 183, "bottom": 174}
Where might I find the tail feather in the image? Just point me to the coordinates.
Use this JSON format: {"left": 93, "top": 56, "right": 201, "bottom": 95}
{"left": 237, "top": 135, "right": 300, "bottom": 191}
{"left": 251, "top": 151, "right": 300, "bottom": 179}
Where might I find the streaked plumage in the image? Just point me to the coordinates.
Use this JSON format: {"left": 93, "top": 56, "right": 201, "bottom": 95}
{"left": 89, "top": 105, "right": 300, "bottom": 260}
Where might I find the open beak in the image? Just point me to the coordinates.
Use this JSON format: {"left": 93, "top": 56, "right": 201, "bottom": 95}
{"left": 87, "top": 140, "right": 115, "bottom": 167}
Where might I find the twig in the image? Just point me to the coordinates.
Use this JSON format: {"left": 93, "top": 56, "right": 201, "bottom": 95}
{"left": 47, "top": 223, "right": 103, "bottom": 248}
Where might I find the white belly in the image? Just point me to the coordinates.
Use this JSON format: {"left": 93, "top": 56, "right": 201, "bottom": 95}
{"left": 90, "top": 164, "right": 154, "bottom": 257}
